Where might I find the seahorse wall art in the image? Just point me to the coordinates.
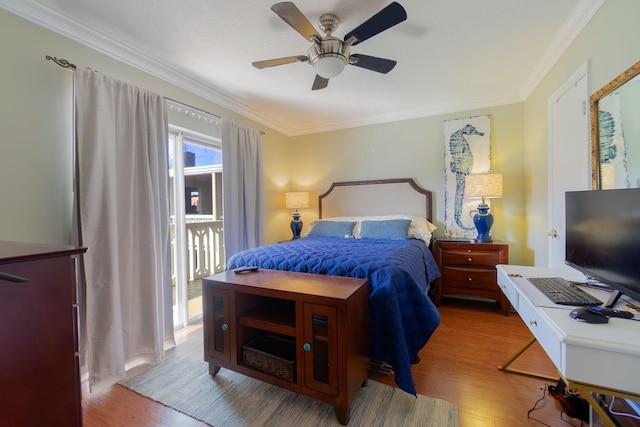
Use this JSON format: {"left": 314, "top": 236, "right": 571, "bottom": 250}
{"left": 598, "top": 93, "right": 630, "bottom": 189}
{"left": 443, "top": 115, "right": 491, "bottom": 239}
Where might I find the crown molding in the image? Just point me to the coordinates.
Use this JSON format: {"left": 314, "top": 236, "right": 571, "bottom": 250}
{"left": 519, "top": 0, "right": 605, "bottom": 99}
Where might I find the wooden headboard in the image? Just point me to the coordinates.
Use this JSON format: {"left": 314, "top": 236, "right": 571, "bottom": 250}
{"left": 318, "top": 178, "right": 433, "bottom": 223}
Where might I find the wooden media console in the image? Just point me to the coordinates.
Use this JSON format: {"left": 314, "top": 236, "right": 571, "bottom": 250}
{"left": 202, "top": 269, "right": 370, "bottom": 425}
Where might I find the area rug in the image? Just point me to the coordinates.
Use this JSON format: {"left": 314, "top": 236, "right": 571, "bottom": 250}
{"left": 119, "top": 333, "right": 460, "bottom": 426}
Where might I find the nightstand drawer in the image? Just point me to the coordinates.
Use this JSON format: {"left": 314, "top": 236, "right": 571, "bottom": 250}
{"left": 441, "top": 249, "right": 501, "bottom": 267}
{"left": 441, "top": 267, "right": 497, "bottom": 291}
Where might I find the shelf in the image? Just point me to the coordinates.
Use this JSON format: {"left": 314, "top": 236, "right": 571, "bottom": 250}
{"left": 239, "top": 308, "right": 296, "bottom": 337}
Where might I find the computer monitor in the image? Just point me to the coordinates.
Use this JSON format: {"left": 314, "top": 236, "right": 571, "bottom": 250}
{"left": 565, "top": 188, "right": 640, "bottom": 307}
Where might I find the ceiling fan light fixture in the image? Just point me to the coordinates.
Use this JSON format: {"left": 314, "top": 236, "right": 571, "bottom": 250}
{"left": 308, "top": 37, "right": 349, "bottom": 79}
{"left": 313, "top": 54, "right": 347, "bottom": 79}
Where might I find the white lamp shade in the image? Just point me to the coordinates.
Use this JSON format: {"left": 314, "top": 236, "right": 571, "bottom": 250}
{"left": 314, "top": 55, "right": 347, "bottom": 79}
{"left": 285, "top": 191, "right": 310, "bottom": 209}
{"left": 465, "top": 173, "right": 503, "bottom": 199}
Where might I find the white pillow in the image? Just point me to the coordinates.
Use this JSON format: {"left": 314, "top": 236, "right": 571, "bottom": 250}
{"left": 306, "top": 215, "right": 436, "bottom": 244}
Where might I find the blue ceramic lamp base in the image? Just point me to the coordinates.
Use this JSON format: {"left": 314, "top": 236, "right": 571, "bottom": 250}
{"left": 472, "top": 203, "right": 494, "bottom": 242}
{"left": 290, "top": 212, "right": 303, "bottom": 240}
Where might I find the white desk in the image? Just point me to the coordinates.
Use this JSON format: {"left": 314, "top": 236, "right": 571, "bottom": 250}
{"left": 497, "top": 265, "right": 640, "bottom": 425}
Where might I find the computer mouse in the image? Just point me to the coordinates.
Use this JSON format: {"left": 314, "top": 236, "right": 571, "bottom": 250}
{"left": 569, "top": 308, "right": 609, "bottom": 324}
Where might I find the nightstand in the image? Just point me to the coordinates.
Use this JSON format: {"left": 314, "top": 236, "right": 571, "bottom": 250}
{"left": 433, "top": 239, "right": 509, "bottom": 315}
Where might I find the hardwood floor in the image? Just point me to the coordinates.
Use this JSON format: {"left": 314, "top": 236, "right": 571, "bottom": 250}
{"left": 373, "top": 298, "right": 571, "bottom": 427}
{"left": 82, "top": 298, "right": 576, "bottom": 427}
{"left": 81, "top": 322, "right": 209, "bottom": 427}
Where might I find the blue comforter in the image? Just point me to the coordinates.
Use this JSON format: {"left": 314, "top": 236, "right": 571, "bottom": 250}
{"left": 227, "top": 236, "right": 441, "bottom": 395}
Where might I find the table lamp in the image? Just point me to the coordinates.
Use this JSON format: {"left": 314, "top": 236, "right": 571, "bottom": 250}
{"left": 285, "top": 191, "right": 309, "bottom": 239}
{"left": 464, "top": 173, "right": 503, "bottom": 242}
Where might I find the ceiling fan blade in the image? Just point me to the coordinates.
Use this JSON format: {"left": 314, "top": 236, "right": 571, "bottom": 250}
{"left": 271, "top": 2, "right": 321, "bottom": 41}
{"left": 350, "top": 54, "right": 397, "bottom": 74}
{"left": 312, "top": 75, "right": 329, "bottom": 90}
{"left": 344, "top": 2, "right": 407, "bottom": 46}
{"left": 252, "top": 56, "right": 307, "bottom": 69}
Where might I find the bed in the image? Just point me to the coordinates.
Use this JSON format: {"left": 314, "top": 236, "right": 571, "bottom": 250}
{"left": 226, "top": 178, "right": 441, "bottom": 396}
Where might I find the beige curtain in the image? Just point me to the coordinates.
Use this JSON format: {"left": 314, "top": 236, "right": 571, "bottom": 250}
{"left": 221, "top": 119, "right": 263, "bottom": 261}
{"left": 75, "top": 67, "right": 174, "bottom": 390}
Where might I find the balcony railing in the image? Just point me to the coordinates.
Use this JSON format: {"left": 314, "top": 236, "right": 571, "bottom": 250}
{"left": 186, "top": 218, "right": 224, "bottom": 280}
{"left": 171, "top": 217, "right": 225, "bottom": 284}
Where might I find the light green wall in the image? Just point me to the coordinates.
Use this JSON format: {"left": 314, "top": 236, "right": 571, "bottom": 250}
{"left": 0, "top": 11, "right": 75, "bottom": 245}
{"left": 289, "top": 105, "right": 527, "bottom": 263}
{"left": 0, "top": 8, "right": 290, "bottom": 245}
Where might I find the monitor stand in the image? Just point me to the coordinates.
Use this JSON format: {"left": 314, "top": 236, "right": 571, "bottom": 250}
{"left": 605, "top": 290, "right": 623, "bottom": 308}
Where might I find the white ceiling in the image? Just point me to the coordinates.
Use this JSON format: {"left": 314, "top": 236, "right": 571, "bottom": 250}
{"left": 4, "top": 0, "right": 603, "bottom": 136}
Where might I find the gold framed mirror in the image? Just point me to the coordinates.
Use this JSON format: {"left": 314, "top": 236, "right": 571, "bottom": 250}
{"left": 591, "top": 60, "right": 640, "bottom": 189}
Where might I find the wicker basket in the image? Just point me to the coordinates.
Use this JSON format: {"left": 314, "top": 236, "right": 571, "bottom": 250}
{"left": 243, "top": 336, "right": 296, "bottom": 382}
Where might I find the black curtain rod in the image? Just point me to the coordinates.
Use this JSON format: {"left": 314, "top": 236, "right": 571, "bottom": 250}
{"left": 46, "top": 55, "right": 265, "bottom": 136}
{"left": 46, "top": 55, "right": 76, "bottom": 70}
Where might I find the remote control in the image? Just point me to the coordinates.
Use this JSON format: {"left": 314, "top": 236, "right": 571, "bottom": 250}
{"left": 233, "top": 266, "right": 259, "bottom": 274}
{"left": 588, "top": 306, "right": 634, "bottom": 319}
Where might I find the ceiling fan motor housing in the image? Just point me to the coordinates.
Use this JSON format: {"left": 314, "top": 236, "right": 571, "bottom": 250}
{"left": 308, "top": 36, "right": 349, "bottom": 78}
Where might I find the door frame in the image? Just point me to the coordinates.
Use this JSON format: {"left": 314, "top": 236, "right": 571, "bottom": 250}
{"left": 170, "top": 126, "right": 222, "bottom": 330}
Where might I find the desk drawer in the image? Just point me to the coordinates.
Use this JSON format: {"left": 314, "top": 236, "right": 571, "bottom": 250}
{"left": 497, "top": 269, "right": 518, "bottom": 310}
{"left": 518, "top": 295, "right": 562, "bottom": 370}
{"left": 441, "top": 249, "right": 501, "bottom": 267}
{"left": 441, "top": 267, "right": 497, "bottom": 291}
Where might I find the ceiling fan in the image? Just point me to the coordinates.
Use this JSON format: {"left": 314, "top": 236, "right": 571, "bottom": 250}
{"left": 252, "top": 2, "right": 407, "bottom": 90}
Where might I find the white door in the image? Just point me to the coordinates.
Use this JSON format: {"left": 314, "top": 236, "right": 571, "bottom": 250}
{"left": 548, "top": 62, "right": 590, "bottom": 268}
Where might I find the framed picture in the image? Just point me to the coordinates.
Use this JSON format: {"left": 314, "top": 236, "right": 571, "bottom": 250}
{"left": 443, "top": 115, "right": 491, "bottom": 238}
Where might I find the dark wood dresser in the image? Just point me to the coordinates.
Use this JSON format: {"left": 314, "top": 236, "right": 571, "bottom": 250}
{"left": 0, "top": 241, "right": 86, "bottom": 426}
{"left": 433, "top": 239, "right": 509, "bottom": 315}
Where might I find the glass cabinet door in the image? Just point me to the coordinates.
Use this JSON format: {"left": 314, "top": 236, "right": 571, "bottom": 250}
{"left": 303, "top": 303, "right": 338, "bottom": 396}
{"left": 204, "top": 287, "right": 230, "bottom": 366}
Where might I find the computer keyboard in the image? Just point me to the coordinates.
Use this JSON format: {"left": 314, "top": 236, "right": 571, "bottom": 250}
{"left": 527, "top": 277, "right": 603, "bottom": 306}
